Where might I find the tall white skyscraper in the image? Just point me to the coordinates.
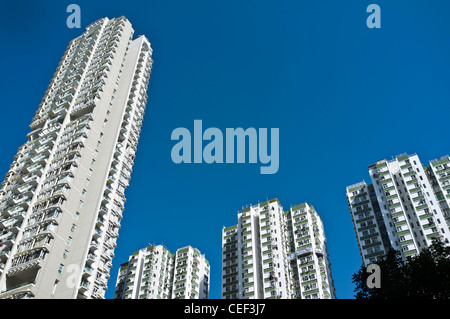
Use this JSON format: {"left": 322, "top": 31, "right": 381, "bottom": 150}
{"left": 114, "top": 244, "right": 210, "bottom": 299}
{"left": 347, "top": 152, "right": 450, "bottom": 266}
{"left": 222, "top": 199, "right": 335, "bottom": 299}
{"left": 0, "top": 16, "right": 153, "bottom": 299}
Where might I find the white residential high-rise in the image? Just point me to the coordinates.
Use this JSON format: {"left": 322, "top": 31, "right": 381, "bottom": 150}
{"left": 426, "top": 155, "right": 450, "bottom": 227}
{"left": 114, "top": 244, "right": 210, "bottom": 299}
{"left": 347, "top": 153, "right": 450, "bottom": 266}
{"left": 222, "top": 199, "right": 335, "bottom": 299}
{"left": 346, "top": 181, "right": 391, "bottom": 266}
{"left": 0, "top": 16, "right": 153, "bottom": 299}
{"left": 284, "top": 202, "right": 336, "bottom": 299}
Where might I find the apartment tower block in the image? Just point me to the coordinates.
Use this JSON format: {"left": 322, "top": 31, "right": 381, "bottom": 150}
{"left": 114, "top": 244, "right": 210, "bottom": 299}
{"left": 222, "top": 199, "right": 335, "bottom": 299}
{"left": 0, "top": 17, "right": 152, "bottom": 298}
{"left": 347, "top": 153, "right": 450, "bottom": 266}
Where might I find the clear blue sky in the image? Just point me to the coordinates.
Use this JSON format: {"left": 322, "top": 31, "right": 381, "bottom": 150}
{"left": 1, "top": 0, "right": 450, "bottom": 299}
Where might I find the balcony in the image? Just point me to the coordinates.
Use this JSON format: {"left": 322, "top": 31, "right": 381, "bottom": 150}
{"left": 52, "top": 186, "right": 69, "bottom": 197}
{"left": 70, "top": 98, "right": 97, "bottom": 117}
{"left": 99, "top": 205, "right": 108, "bottom": 216}
{"left": 89, "top": 240, "right": 99, "bottom": 252}
{"left": 49, "top": 104, "right": 69, "bottom": 118}
{"left": 67, "top": 72, "right": 82, "bottom": 82}
{"left": 96, "top": 276, "right": 107, "bottom": 287}
{"left": 96, "top": 216, "right": 105, "bottom": 227}
{"left": 4, "top": 205, "right": 26, "bottom": 220}
{"left": 109, "top": 166, "right": 118, "bottom": 175}
{"left": 71, "top": 135, "right": 86, "bottom": 144}
{"left": 1, "top": 281, "right": 36, "bottom": 298}
{"left": 16, "top": 184, "right": 35, "bottom": 197}
{"left": 10, "top": 195, "right": 31, "bottom": 208}
{"left": 119, "top": 175, "right": 130, "bottom": 187}
{"left": 56, "top": 176, "right": 73, "bottom": 186}
{"left": 104, "top": 239, "right": 117, "bottom": 249}
{"left": 102, "top": 194, "right": 111, "bottom": 204}
{"left": 43, "top": 208, "right": 61, "bottom": 223}
{"left": 75, "top": 126, "right": 90, "bottom": 135}
{"left": 29, "top": 153, "right": 48, "bottom": 165}
{"left": 30, "top": 115, "right": 47, "bottom": 130}
{"left": 92, "top": 289, "right": 105, "bottom": 299}
{"left": 111, "top": 209, "right": 123, "bottom": 219}
{"left": 106, "top": 227, "right": 119, "bottom": 238}
{"left": 107, "top": 174, "right": 116, "bottom": 184}
{"left": 6, "top": 220, "right": 22, "bottom": 234}
{"left": 33, "top": 144, "right": 52, "bottom": 156}
{"left": 109, "top": 218, "right": 121, "bottom": 229}
{"left": 114, "top": 147, "right": 122, "bottom": 156}
{"left": 0, "top": 232, "right": 16, "bottom": 247}
{"left": 314, "top": 249, "right": 324, "bottom": 256}
{"left": 0, "top": 247, "right": 11, "bottom": 261}
{"left": 21, "top": 174, "right": 40, "bottom": 185}
{"left": 86, "top": 253, "right": 97, "bottom": 265}
{"left": 7, "top": 252, "right": 45, "bottom": 276}
{"left": 24, "top": 163, "right": 44, "bottom": 177}
{"left": 82, "top": 266, "right": 93, "bottom": 277}
{"left": 104, "top": 184, "right": 113, "bottom": 194}
{"left": 79, "top": 279, "right": 90, "bottom": 293}
{"left": 60, "top": 164, "right": 77, "bottom": 177}
{"left": 92, "top": 227, "right": 102, "bottom": 240}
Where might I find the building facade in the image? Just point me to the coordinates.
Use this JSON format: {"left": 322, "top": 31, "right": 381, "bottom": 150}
{"left": 114, "top": 244, "right": 210, "bottom": 299}
{"left": 426, "top": 155, "right": 450, "bottom": 227}
{"left": 346, "top": 181, "right": 391, "bottom": 266}
{"left": 0, "top": 17, "right": 153, "bottom": 298}
{"left": 347, "top": 153, "right": 450, "bottom": 266}
{"left": 222, "top": 199, "right": 335, "bottom": 299}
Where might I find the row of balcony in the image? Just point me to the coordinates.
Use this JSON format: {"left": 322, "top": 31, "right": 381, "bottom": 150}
{"left": 7, "top": 248, "right": 47, "bottom": 276}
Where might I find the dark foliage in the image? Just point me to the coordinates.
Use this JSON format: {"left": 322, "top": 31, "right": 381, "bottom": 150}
{"left": 352, "top": 240, "right": 450, "bottom": 299}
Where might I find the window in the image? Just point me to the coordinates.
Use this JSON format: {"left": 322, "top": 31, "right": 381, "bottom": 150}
{"left": 58, "top": 264, "right": 64, "bottom": 274}
{"left": 67, "top": 237, "right": 72, "bottom": 246}
{"left": 74, "top": 212, "right": 80, "bottom": 220}
{"left": 63, "top": 250, "right": 69, "bottom": 259}
{"left": 78, "top": 200, "right": 83, "bottom": 208}
{"left": 71, "top": 224, "right": 76, "bottom": 232}
{"left": 81, "top": 189, "right": 86, "bottom": 196}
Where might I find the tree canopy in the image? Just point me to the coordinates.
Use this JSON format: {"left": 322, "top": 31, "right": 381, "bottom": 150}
{"left": 352, "top": 240, "right": 450, "bottom": 299}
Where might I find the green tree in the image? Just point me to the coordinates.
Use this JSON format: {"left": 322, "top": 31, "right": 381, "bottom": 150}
{"left": 352, "top": 240, "right": 450, "bottom": 299}
{"left": 405, "top": 240, "right": 450, "bottom": 298}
